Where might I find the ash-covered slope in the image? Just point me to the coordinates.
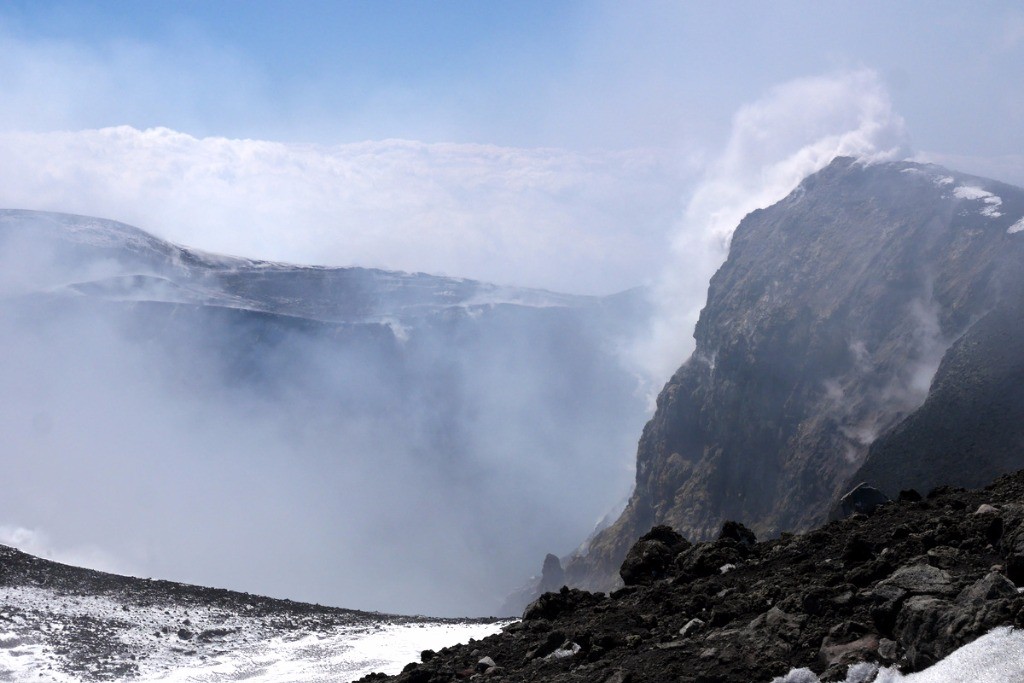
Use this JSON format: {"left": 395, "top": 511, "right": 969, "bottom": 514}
{"left": 564, "top": 157, "right": 1024, "bottom": 592}
{"left": 0, "top": 543, "right": 503, "bottom": 682}
{"left": 378, "top": 470, "right": 1024, "bottom": 683}
{"left": 0, "top": 210, "right": 650, "bottom": 617}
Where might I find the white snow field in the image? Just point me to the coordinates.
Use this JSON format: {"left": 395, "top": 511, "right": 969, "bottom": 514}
{"left": 0, "top": 583, "right": 506, "bottom": 683}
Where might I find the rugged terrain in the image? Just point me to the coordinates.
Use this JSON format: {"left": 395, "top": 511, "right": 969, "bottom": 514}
{"left": 0, "top": 543, "right": 504, "bottom": 681}
{"left": 555, "top": 157, "right": 1024, "bottom": 594}
{"left": 374, "top": 470, "right": 1024, "bottom": 683}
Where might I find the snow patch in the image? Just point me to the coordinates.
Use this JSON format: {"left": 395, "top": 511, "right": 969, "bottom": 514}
{"left": 770, "top": 626, "right": 1024, "bottom": 683}
{"left": 898, "top": 168, "right": 954, "bottom": 188}
{"left": 953, "top": 185, "right": 1003, "bottom": 217}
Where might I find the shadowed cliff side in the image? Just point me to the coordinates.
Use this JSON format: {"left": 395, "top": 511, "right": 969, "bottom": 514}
{"left": 852, "top": 289, "right": 1024, "bottom": 497}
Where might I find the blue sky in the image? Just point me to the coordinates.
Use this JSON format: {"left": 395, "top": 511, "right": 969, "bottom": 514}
{"left": 2, "top": 1, "right": 1021, "bottom": 154}
{"left": 0, "top": 1, "right": 1021, "bottom": 299}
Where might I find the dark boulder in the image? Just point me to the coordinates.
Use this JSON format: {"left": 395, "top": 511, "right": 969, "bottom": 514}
{"left": 829, "top": 483, "right": 891, "bottom": 521}
{"left": 717, "top": 521, "right": 756, "bottom": 548}
{"left": 619, "top": 526, "right": 690, "bottom": 586}
{"left": 522, "top": 586, "right": 606, "bottom": 621}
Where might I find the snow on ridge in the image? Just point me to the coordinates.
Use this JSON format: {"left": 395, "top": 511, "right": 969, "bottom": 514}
{"left": 953, "top": 185, "right": 1004, "bottom": 217}
{"left": 898, "top": 167, "right": 954, "bottom": 187}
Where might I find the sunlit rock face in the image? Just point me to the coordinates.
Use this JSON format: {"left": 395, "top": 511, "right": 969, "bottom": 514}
{"left": 566, "top": 156, "right": 1024, "bottom": 592}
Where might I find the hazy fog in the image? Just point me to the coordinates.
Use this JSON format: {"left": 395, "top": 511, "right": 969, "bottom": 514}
{"left": 1, "top": 2, "right": 1021, "bottom": 617}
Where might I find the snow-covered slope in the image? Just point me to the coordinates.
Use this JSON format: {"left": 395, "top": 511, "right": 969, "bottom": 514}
{"left": 0, "top": 544, "right": 506, "bottom": 682}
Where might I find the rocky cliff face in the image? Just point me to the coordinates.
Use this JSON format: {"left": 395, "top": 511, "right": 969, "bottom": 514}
{"left": 376, "top": 471, "right": 1024, "bottom": 683}
{"left": 565, "top": 157, "right": 1024, "bottom": 592}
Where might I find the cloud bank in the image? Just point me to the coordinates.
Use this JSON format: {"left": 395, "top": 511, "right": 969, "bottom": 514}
{"left": 0, "top": 127, "right": 688, "bottom": 296}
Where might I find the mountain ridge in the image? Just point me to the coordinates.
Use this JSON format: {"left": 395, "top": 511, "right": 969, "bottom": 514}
{"left": 0, "top": 208, "right": 652, "bottom": 617}
{"left": 554, "top": 156, "right": 1024, "bottom": 595}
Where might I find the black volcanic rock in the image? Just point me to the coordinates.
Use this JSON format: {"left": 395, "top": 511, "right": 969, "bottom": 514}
{"left": 619, "top": 525, "right": 690, "bottom": 586}
{"left": 379, "top": 469, "right": 1024, "bottom": 683}
{"left": 829, "top": 483, "right": 891, "bottom": 521}
{"left": 564, "top": 157, "right": 1024, "bottom": 592}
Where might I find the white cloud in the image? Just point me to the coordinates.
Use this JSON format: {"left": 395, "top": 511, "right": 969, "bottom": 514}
{"left": 631, "top": 70, "right": 909, "bottom": 387}
{"left": 0, "top": 127, "right": 688, "bottom": 295}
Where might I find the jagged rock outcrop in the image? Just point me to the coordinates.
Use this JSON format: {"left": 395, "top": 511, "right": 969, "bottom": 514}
{"left": 563, "top": 156, "right": 1024, "bottom": 592}
{"left": 374, "top": 470, "right": 1024, "bottom": 683}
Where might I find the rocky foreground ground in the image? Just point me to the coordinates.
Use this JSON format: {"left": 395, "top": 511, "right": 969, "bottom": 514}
{"left": 365, "top": 470, "right": 1024, "bottom": 683}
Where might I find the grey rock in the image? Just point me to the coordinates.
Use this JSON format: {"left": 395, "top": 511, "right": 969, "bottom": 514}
{"left": 877, "top": 637, "right": 898, "bottom": 661}
{"left": 878, "top": 564, "right": 954, "bottom": 595}
{"left": 894, "top": 596, "right": 950, "bottom": 670}
{"left": 748, "top": 607, "right": 806, "bottom": 643}
{"left": 679, "top": 617, "right": 706, "bottom": 638}
{"left": 957, "top": 571, "right": 1018, "bottom": 605}
{"left": 818, "top": 633, "right": 879, "bottom": 668}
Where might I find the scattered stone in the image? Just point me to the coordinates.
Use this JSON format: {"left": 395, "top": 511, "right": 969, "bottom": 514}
{"left": 545, "top": 641, "right": 581, "bottom": 659}
{"left": 877, "top": 637, "right": 898, "bottom": 661}
{"left": 602, "top": 670, "right": 631, "bottom": 683}
{"left": 818, "top": 633, "right": 879, "bottom": 668}
{"left": 679, "top": 617, "right": 705, "bottom": 638}
{"left": 877, "top": 564, "right": 954, "bottom": 595}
